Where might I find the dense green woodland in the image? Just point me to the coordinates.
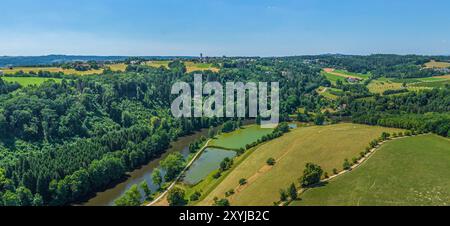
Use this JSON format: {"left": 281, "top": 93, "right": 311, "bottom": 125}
{"left": 303, "top": 54, "right": 449, "bottom": 78}
{"left": 348, "top": 89, "right": 450, "bottom": 137}
{"left": 0, "top": 59, "right": 324, "bottom": 206}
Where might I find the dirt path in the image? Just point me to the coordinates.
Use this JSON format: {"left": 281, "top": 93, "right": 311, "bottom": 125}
{"left": 227, "top": 138, "right": 300, "bottom": 203}
{"left": 146, "top": 139, "right": 212, "bottom": 206}
{"left": 280, "top": 134, "right": 425, "bottom": 206}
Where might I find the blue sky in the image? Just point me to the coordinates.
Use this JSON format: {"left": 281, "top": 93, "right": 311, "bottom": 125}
{"left": 1, "top": 0, "right": 449, "bottom": 56}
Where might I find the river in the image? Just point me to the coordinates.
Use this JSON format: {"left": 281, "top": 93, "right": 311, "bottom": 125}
{"left": 82, "top": 128, "right": 213, "bottom": 206}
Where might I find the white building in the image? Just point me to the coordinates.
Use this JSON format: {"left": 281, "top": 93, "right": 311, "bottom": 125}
{"left": 0, "top": 70, "right": 4, "bottom": 76}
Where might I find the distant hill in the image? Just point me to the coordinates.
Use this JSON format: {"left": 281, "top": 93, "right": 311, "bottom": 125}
{"left": 0, "top": 55, "right": 190, "bottom": 67}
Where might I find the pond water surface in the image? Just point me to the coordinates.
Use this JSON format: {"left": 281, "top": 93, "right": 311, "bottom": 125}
{"left": 183, "top": 148, "right": 237, "bottom": 185}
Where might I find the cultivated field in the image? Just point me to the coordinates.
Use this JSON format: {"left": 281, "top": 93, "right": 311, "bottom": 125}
{"left": 145, "top": 60, "right": 170, "bottom": 68}
{"left": 316, "top": 86, "right": 342, "bottom": 100}
{"left": 209, "top": 125, "right": 274, "bottom": 150}
{"left": 146, "top": 60, "right": 219, "bottom": 73}
{"left": 425, "top": 60, "right": 450, "bottom": 69}
{"left": 293, "top": 135, "right": 450, "bottom": 206}
{"left": 185, "top": 62, "right": 219, "bottom": 73}
{"left": 198, "top": 123, "right": 403, "bottom": 206}
{"left": 2, "top": 76, "right": 62, "bottom": 86}
{"left": 367, "top": 77, "right": 431, "bottom": 94}
{"left": 1, "top": 66, "right": 103, "bottom": 75}
{"left": 1, "top": 63, "right": 127, "bottom": 76}
{"left": 322, "top": 68, "right": 370, "bottom": 84}
{"left": 108, "top": 63, "right": 128, "bottom": 72}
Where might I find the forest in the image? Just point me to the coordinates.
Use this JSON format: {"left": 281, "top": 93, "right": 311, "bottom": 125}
{"left": 302, "top": 54, "right": 450, "bottom": 78}
{"left": 0, "top": 55, "right": 449, "bottom": 206}
{"left": 0, "top": 58, "right": 324, "bottom": 206}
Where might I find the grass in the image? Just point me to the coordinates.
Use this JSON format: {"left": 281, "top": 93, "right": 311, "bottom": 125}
{"left": 145, "top": 61, "right": 171, "bottom": 68}
{"left": 2, "top": 76, "right": 62, "bottom": 86}
{"left": 197, "top": 123, "right": 403, "bottom": 206}
{"left": 1, "top": 66, "right": 103, "bottom": 75}
{"left": 332, "top": 69, "right": 371, "bottom": 80}
{"left": 321, "top": 71, "right": 347, "bottom": 85}
{"left": 316, "top": 86, "right": 341, "bottom": 100}
{"left": 108, "top": 63, "right": 127, "bottom": 72}
{"left": 322, "top": 68, "right": 370, "bottom": 85}
{"left": 293, "top": 135, "right": 450, "bottom": 206}
{"left": 412, "top": 80, "right": 450, "bottom": 88}
{"left": 185, "top": 62, "right": 219, "bottom": 73}
{"left": 425, "top": 60, "right": 450, "bottom": 69}
{"left": 367, "top": 77, "right": 430, "bottom": 94}
{"left": 209, "top": 125, "right": 274, "bottom": 150}
{"left": 145, "top": 61, "right": 219, "bottom": 73}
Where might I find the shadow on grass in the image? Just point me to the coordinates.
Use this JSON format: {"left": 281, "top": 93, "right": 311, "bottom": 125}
{"left": 305, "top": 181, "right": 329, "bottom": 189}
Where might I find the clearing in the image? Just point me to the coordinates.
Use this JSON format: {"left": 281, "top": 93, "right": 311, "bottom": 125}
{"left": 424, "top": 60, "right": 450, "bottom": 69}
{"left": 2, "top": 76, "right": 62, "bottom": 86}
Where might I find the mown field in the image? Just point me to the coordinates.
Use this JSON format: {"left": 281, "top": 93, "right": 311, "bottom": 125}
{"left": 316, "top": 86, "right": 343, "bottom": 100}
{"left": 425, "top": 60, "right": 450, "bottom": 69}
{"left": 2, "top": 76, "right": 62, "bottom": 86}
{"left": 1, "top": 63, "right": 126, "bottom": 75}
{"left": 1, "top": 66, "right": 103, "bottom": 75}
{"left": 367, "top": 77, "right": 431, "bottom": 94}
{"left": 322, "top": 68, "right": 370, "bottom": 85}
{"left": 198, "top": 123, "right": 403, "bottom": 206}
{"left": 209, "top": 125, "right": 274, "bottom": 150}
{"left": 146, "top": 60, "right": 219, "bottom": 73}
{"left": 293, "top": 135, "right": 450, "bottom": 206}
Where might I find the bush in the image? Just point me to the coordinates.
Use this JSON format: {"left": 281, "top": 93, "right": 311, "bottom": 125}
{"left": 324, "top": 172, "right": 329, "bottom": 179}
{"left": 239, "top": 178, "right": 247, "bottom": 186}
{"left": 225, "top": 189, "right": 235, "bottom": 197}
{"left": 213, "top": 172, "right": 222, "bottom": 179}
{"left": 343, "top": 159, "right": 352, "bottom": 170}
{"left": 190, "top": 191, "right": 201, "bottom": 202}
{"left": 266, "top": 158, "right": 276, "bottom": 166}
{"left": 167, "top": 187, "right": 187, "bottom": 206}
{"left": 279, "top": 189, "right": 288, "bottom": 202}
{"left": 360, "top": 152, "right": 365, "bottom": 158}
{"left": 352, "top": 157, "right": 358, "bottom": 164}
{"left": 333, "top": 168, "right": 339, "bottom": 175}
{"left": 299, "top": 163, "right": 323, "bottom": 187}
{"left": 381, "top": 132, "right": 391, "bottom": 141}
{"left": 288, "top": 183, "right": 298, "bottom": 200}
{"left": 214, "top": 198, "right": 230, "bottom": 206}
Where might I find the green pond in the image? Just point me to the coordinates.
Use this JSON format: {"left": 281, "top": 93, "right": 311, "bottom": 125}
{"left": 183, "top": 148, "right": 237, "bottom": 185}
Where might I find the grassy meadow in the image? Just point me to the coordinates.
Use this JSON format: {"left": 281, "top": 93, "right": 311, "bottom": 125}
{"left": 425, "top": 60, "right": 450, "bottom": 69}
{"left": 367, "top": 77, "right": 431, "bottom": 94}
{"left": 145, "top": 60, "right": 219, "bottom": 72}
{"left": 322, "top": 68, "right": 370, "bottom": 85}
{"left": 293, "top": 135, "right": 450, "bottom": 206}
{"left": 1, "top": 66, "right": 103, "bottom": 75}
{"left": 2, "top": 76, "right": 62, "bottom": 86}
{"left": 185, "top": 62, "right": 219, "bottom": 73}
{"left": 198, "top": 123, "right": 403, "bottom": 206}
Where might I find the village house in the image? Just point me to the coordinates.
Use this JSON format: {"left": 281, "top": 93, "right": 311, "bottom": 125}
{"left": 347, "top": 77, "right": 362, "bottom": 83}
